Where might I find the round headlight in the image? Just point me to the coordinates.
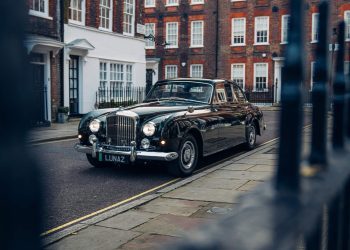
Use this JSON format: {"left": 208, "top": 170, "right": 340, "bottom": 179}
{"left": 142, "top": 122, "right": 156, "bottom": 136}
{"left": 89, "top": 119, "right": 101, "bottom": 133}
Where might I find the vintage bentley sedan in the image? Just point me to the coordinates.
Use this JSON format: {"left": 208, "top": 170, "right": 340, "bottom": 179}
{"left": 75, "top": 79, "right": 265, "bottom": 176}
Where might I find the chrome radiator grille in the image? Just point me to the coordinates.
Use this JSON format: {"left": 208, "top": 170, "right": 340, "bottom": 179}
{"left": 106, "top": 115, "right": 136, "bottom": 147}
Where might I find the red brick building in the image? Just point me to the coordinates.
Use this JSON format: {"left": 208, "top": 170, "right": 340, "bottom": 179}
{"left": 25, "top": 0, "right": 64, "bottom": 125}
{"left": 144, "top": 0, "right": 350, "bottom": 104}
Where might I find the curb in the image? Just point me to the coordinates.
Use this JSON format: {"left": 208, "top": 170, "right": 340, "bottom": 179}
{"left": 41, "top": 138, "right": 280, "bottom": 247}
{"left": 28, "top": 135, "right": 77, "bottom": 144}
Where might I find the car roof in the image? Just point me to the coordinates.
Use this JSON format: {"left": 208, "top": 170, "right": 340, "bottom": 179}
{"left": 156, "top": 78, "right": 230, "bottom": 85}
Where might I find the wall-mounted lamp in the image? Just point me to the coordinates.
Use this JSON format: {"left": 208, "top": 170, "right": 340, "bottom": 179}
{"left": 262, "top": 53, "right": 267, "bottom": 58}
{"left": 181, "top": 62, "right": 187, "bottom": 67}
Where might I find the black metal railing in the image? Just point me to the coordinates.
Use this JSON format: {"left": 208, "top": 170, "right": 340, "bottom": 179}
{"left": 244, "top": 86, "right": 275, "bottom": 105}
{"left": 170, "top": 0, "right": 350, "bottom": 249}
{"left": 95, "top": 86, "right": 146, "bottom": 109}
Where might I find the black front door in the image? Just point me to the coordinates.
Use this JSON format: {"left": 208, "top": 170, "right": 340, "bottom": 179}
{"left": 69, "top": 56, "right": 79, "bottom": 115}
{"left": 30, "top": 53, "right": 48, "bottom": 126}
{"left": 146, "top": 69, "right": 154, "bottom": 95}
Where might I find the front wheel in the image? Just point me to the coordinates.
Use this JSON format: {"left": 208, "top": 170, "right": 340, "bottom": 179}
{"left": 245, "top": 124, "right": 257, "bottom": 150}
{"left": 167, "top": 134, "right": 199, "bottom": 177}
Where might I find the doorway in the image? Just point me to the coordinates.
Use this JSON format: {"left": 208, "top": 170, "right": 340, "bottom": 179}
{"left": 69, "top": 55, "right": 80, "bottom": 115}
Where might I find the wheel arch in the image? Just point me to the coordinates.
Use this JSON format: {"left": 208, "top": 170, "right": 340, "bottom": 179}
{"left": 186, "top": 127, "right": 203, "bottom": 158}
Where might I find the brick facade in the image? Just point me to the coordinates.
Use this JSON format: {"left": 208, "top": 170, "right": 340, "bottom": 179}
{"left": 145, "top": 0, "right": 349, "bottom": 102}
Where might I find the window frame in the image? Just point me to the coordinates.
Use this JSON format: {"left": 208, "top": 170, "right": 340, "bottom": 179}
{"left": 281, "top": 14, "right": 290, "bottom": 44}
{"left": 123, "top": 0, "right": 135, "bottom": 36}
{"left": 165, "top": 65, "right": 178, "bottom": 79}
{"left": 145, "top": 0, "right": 156, "bottom": 8}
{"left": 345, "top": 11, "right": 350, "bottom": 41}
{"left": 99, "top": 0, "right": 113, "bottom": 32}
{"left": 254, "top": 16, "right": 269, "bottom": 45}
{"left": 166, "top": 0, "right": 179, "bottom": 7}
{"left": 166, "top": 22, "right": 179, "bottom": 49}
{"left": 145, "top": 23, "right": 156, "bottom": 49}
{"left": 311, "top": 13, "right": 319, "bottom": 43}
{"left": 68, "top": 0, "right": 86, "bottom": 25}
{"left": 253, "top": 63, "right": 269, "bottom": 92}
{"left": 190, "top": 64, "right": 204, "bottom": 78}
{"left": 191, "top": 0, "right": 204, "bottom": 5}
{"left": 29, "top": 0, "right": 51, "bottom": 19}
{"left": 231, "top": 63, "right": 245, "bottom": 90}
{"left": 231, "top": 18, "right": 246, "bottom": 46}
{"left": 190, "top": 20, "right": 204, "bottom": 48}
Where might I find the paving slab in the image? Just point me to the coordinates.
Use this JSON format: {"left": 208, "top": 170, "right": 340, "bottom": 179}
{"left": 97, "top": 210, "right": 159, "bottom": 230}
{"left": 45, "top": 226, "right": 140, "bottom": 250}
{"left": 237, "top": 180, "right": 265, "bottom": 191}
{"left": 206, "top": 170, "right": 273, "bottom": 181}
{"left": 163, "top": 186, "right": 244, "bottom": 203}
{"left": 232, "top": 158, "right": 277, "bottom": 165}
{"left": 248, "top": 153, "right": 278, "bottom": 160}
{"left": 133, "top": 214, "right": 212, "bottom": 237}
{"left": 221, "top": 163, "right": 256, "bottom": 171}
{"left": 248, "top": 164, "right": 276, "bottom": 172}
{"left": 119, "top": 233, "right": 181, "bottom": 250}
{"left": 189, "top": 176, "right": 248, "bottom": 190}
{"left": 138, "top": 198, "right": 208, "bottom": 217}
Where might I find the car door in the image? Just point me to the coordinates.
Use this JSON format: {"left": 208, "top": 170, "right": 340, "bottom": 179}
{"left": 231, "top": 83, "right": 248, "bottom": 144}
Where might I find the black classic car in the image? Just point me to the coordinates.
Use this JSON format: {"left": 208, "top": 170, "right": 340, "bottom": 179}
{"left": 75, "top": 79, "right": 265, "bottom": 176}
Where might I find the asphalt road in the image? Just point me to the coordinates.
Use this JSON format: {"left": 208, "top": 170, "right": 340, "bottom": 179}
{"left": 29, "top": 110, "right": 310, "bottom": 234}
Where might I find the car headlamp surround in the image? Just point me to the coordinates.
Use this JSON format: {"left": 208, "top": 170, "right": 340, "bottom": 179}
{"left": 142, "top": 122, "right": 156, "bottom": 136}
{"left": 89, "top": 119, "right": 101, "bottom": 133}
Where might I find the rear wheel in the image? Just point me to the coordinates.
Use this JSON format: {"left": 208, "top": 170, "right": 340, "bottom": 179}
{"left": 245, "top": 124, "right": 257, "bottom": 150}
{"left": 167, "top": 134, "right": 199, "bottom": 177}
{"left": 86, "top": 154, "right": 106, "bottom": 168}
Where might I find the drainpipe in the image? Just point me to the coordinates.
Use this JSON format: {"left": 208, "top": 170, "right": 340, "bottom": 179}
{"left": 58, "top": 0, "right": 65, "bottom": 107}
{"left": 215, "top": 0, "right": 219, "bottom": 78}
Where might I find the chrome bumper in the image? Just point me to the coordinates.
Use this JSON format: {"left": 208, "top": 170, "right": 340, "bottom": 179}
{"left": 74, "top": 144, "right": 178, "bottom": 162}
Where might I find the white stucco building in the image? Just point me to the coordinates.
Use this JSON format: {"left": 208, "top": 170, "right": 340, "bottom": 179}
{"left": 63, "top": 0, "right": 146, "bottom": 115}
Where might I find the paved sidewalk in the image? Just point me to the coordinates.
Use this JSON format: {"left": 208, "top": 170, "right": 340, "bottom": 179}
{"left": 42, "top": 125, "right": 313, "bottom": 250}
{"left": 28, "top": 119, "right": 80, "bottom": 143}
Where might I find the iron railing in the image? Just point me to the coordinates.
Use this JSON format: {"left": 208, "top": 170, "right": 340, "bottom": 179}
{"left": 170, "top": 0, "right": 350, "bottom": 249}
{"left": 95, "top": 86, "right": 146, "bottom": 109}
{"left": 244, "top": 86, "right": 275, "bottom": 105}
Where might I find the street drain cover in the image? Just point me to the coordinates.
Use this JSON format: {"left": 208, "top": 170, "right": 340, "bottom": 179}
{"left": 207, "top": 207, "right": 233, "bottom": 215}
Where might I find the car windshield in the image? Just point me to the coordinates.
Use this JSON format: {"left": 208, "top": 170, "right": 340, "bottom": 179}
{"left": 145, "top": 81, "right": 213, "bottom": 104}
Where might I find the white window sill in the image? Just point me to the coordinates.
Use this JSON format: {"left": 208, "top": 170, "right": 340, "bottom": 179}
{"left": 310, "top": 40, "right": 318, "bottom": 44}
{"left": 231, "top": 44, "right": 246, "bottom": 47}
{"left": 165, "top": 4, "right": 179, "bottom": 7}
{"left": 145, "top": 5, "right": 156, "bottom": 8}
{"left": 253, "top": 89, "right": 269, "bottom": 92}
{"left": 123, "top": 32, "right": 135, "bottom": 37}
{"left": 253, "top": 43, "right": 270, "bottom": 46}
{"left": 99, "top": 27, "right": 113, "bottom": 32}
{"left": 68, "top": 19, "right": 85, "bottom": 26}
{"left": 190, "top": 45, "right": 204, "bottom": 48}
{"left": 280, "top": 42, "right": 288, "bottom": 45}
{"left": 165, "top": 46, "right": 178, "bottom": 49}
{"left": 29, "top": 10, "right": 52, "bottom": 20}
{"left": 145, "top": 46, "right": 155, "bottom": 50}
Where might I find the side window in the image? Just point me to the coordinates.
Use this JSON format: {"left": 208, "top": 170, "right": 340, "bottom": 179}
{"left": 232, "top": 85, "right": 247, "bottom": 103}
{"left": 214, "top": 82, "right": 227, "bottom": 104}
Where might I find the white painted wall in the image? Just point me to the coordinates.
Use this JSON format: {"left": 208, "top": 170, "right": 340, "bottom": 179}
{"left": 64, "top": 24, "right": 146, "bottom": 114}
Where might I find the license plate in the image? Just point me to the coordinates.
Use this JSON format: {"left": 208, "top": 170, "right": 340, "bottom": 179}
{"left": 99, "top": 153, "right": 129, "bottom": 164}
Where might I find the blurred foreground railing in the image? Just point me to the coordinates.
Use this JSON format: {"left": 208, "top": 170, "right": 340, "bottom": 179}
{"left": 170, "top": 1, "right": 350, "bottom": 249}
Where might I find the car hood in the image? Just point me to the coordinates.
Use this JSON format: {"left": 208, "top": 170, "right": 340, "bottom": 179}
{"left": 115, "top": 101, "right": 209, "bottom": 119}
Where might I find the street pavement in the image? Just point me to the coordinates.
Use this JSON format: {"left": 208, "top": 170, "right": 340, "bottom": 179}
{"left": 27, "top": 107, "right": 313, "bottom": 249}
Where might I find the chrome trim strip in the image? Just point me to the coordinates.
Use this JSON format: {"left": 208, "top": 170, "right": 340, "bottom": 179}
{"left": 74, "top": 144, "right": 178, "bottom": 162}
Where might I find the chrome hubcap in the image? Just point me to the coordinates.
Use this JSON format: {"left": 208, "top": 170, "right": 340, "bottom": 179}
{"left": 181, "top": 141, "right": 195, "bottom": 170}
{"left": 249, "top": 127, "right": 256, "bottom": 145}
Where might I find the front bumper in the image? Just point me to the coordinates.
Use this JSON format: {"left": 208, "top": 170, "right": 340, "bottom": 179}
{"left": 74, "top": 143, "right": 178, "bottom": 162}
